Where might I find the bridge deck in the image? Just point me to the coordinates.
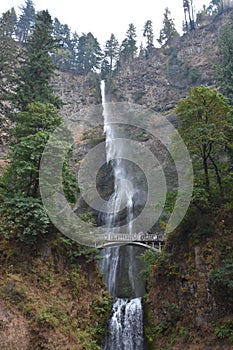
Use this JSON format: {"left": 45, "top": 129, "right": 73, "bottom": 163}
{"left": 96, "top": 233, "right": 164, "bottom": 243}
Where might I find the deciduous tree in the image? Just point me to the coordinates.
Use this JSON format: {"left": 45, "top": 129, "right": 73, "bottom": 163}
{"left": 175, "top": 86, "right": 232, "bottom": 193}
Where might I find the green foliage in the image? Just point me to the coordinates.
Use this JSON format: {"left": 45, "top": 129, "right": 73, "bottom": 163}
{"left": 0, "top": 197, "right": 50, "bottom": 243}
{"left": 51, "top": 18, "right": 79, "bottom": 73}
{"left": 57, "top": 236, "right": 101, "bottom": 262}
{"left": 176, "top": 85, "right": 232, "bottom": 194}
{"left": 0, "top": 102, "right": 79, "bottom": 245}
{"left": 16, "top": 0, "right": 35, "bottom": 43}
{"left": 77, "top": 32, "right": 103, "bottom": 75}
{"left": 0, "top": 9, "right": 19, "bottom": 140}
{"left": 120, "top": 23, "right": 137, "bottom": 63}
{"left": 62, "top": 158, "right": 79, "bottom": 204}
{"left": 157, "top": 7, "right": 179, "bottom": 46}
{"left": 210, "top": 260, "right": 233, "bottom": 290}
{"left": 143, "top": 20, "right": 154, "bottom": 54}
{"left": 217, "top": 23, "right": 233, "bottom": 105}
{"left": 1, "top": 102, "right": 62, "bottom": 197}
{"left": 36, "top": 305, "right": 60, "bottom": 328}
{"left": 215, "top": 320, "right": 233, "bottom": 341}
{"left": 140, "top": 250, "right": 171, "bottom": 279}
{"left": 101, "top": 34, "right": 119, "bottom": 79}
{"left": 16, "top": 10, "right": 62, "bottom": 109}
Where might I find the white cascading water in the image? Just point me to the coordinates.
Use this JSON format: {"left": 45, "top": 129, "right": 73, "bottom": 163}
{"left": 99, "top": 81, "right": 144, "bottom": 350}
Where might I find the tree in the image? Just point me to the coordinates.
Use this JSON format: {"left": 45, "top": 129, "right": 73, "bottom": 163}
{"left": 0, "top": 103, "right": 60, "bottom": 243}
{"left": 175, "top": 86, "right": 231, "bottom": 193}
{"left": 51, "top": 18, "right": 79, "bottom": 72}
{"left": 143, "top": 20, "right": 154, "bottom": 55}
{"left": 208, "top": 0, "right": 224, "bottom": 14}
{"left": 183, "top": 0, "right": 195, "bottom": 32}
{"left": 157, "top": 7, "right": 179, "bottom": 46}
{"left": 16, "top": 10, "right": 61, "bottom": 110}
{"left": 76, "top": 32, "right": 102, "bottom": 74}
{"left": 16, "top": 0, "right": 35, "bottom": 43}
{"left": 0, "top": 102, "right": 78, "bottom": 243}
{"left": 217, "top": 24, "right": 233, "bottom": 105}
{"left": 3, "top": 103, "right": 62, "bottom": 197}
{"left": 102, "top": 34, "right": 119, "bottom": 77}
{"left": 120, "top": 23, "right": 137, "bottom": 63}
{"left": 0, "top": 9, "right": 19, "bottom": 144}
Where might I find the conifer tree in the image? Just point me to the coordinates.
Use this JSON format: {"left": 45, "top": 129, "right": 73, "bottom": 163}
{"left": 16, "top": 0, "right": 35, "bottom": 43}
{"left": 0, "top": 9, "right": 19, "bottom": 143}
{"left": 120, "top": 23, "right": 137, "bottom": 63}
{"left": 76, "top": 32, "right": 102, "bottom": 74}
{"left": 102, "top": 34, "right": 119, "bottom": 77}
{"left": 143, "top": 20, "right": 154, "bottom": 55}
{"left": 52, "top": 19, "right": 79, "bottom": 72}
{"left": 16, "top": 10, "right": 61, "bottom": 110}
{"left": 157, "top": 7, "right": 179, "bottom": 46}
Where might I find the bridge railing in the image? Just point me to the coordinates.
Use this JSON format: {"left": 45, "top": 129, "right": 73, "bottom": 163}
{"left": 95, "top": 233, "right": 164, "bottom": 243}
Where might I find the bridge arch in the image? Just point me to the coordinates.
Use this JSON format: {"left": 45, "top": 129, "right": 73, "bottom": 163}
{"left": 97, "top": 241, "right": 162, "bottom": 252}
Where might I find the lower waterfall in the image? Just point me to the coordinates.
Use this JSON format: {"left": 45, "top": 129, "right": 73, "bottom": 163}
{"left": 103, "top": 298, "right": 144, "bottom": 350}
{"left": 99, "top": 80, "right": 145, "bottom": 349}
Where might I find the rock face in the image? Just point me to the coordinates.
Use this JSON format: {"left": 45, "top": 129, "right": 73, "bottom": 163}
{"left": 111, "top": 9, "right": 233, "bottom": 113}
{"left": 0, "top": 300, "right": 30, "bottom": 350}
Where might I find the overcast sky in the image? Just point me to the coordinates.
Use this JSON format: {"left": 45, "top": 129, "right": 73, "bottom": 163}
{"left": 0, "top": 0, "right": 210, "bottom": 47}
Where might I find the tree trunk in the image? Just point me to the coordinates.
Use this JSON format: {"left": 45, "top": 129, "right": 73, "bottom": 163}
{"left": 203, "top": 146, "right": 210, "bottom": 192}
{"left": 209, "top": 154, "right": 222, "bottom": 192}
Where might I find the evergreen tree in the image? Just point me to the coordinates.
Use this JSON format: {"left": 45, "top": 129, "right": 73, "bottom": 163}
{"left": 76, "top": 32, "right": 102, "bottom": 74}
{"left": 69, "top": 31, "right": 79, "bottom": 72}
{"left": 157, "top": 7, "right": 179, "bottom": 46}
{"left": 52, "top": 19, "right": 79, "bottom": 72}
{"left": 143, "top": 20, "right": 154, "bottom": 55}
{"left": 120, "top": 23, "right": 137, "bottom": 63}
{"left": 0, "top": 10, "right": 19, "bottom": 143}
{"left": 102, "top": 34, "right": 119, "bottom": 77}
{"left": 16, "top": 0, "right": 35, "bottom": 43}
{"left": 16, "top": 10, "right": 61, "bottom": 110}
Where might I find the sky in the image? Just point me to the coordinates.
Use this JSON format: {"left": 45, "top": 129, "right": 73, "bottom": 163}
{"left": 0, "top": 0, "right": 211, "bottom": 47}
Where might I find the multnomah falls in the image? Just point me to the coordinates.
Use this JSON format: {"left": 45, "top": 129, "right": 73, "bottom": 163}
{"left": 99, "top": 81, "right": 146, "bottom": 350}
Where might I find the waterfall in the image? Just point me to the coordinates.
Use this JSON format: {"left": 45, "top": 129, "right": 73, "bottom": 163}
{"left": 99, "top": 81, "right": 144, "bottom": 349}
{"left": 103, "top": 298, "right": 144, "bottom": 350}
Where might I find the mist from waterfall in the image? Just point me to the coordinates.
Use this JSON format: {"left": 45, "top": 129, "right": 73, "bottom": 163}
{"left": 99, "top": 81, "right": 145, "bottom": 350}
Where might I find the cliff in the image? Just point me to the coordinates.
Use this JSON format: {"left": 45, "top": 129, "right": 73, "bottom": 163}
{"left": 0, "top": 235, "right": 112, "bottom": 350}
{"left": 111, "top": 9, "right": 233, "bottom": 113}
